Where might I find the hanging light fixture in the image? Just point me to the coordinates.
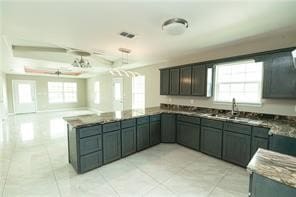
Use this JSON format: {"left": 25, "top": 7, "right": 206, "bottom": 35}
{"left": 72, "top": 56, "right": 91, "bottom": 68}
{"left": 109, "top": 48, "right": 140, "bottom": 77}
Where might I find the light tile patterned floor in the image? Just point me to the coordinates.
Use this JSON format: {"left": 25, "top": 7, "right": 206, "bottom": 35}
{"left": 0, "top": 110, "right": 249, "bottom": 197}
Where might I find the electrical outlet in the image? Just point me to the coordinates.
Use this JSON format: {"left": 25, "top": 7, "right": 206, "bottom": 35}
{"left": 295, "top": 105, "right": 296, "bottom": 112}
{"left": 190, "top": 99, "right": 194, "bottom": 104}
{"left": 168, "top": 98, "right": 172, "bottom": 103}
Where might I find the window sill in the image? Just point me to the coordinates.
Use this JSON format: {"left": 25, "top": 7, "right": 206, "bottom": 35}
{"left": 213, "top": 101, "right": 262, "bottom": 107}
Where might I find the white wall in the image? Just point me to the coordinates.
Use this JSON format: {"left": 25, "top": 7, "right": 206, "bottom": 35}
{"left": 6, "top": 74, "right": 87, "bottom": 113}
{"left": 87, "top": 28, "right": 296, "bottom": 116}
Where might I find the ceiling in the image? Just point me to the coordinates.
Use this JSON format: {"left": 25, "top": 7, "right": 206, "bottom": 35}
{"left": 1, "top": 0, "right": 296, "bottom": 78}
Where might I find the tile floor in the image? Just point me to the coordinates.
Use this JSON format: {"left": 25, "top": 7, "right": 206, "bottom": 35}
{"left": 0, "top": 110, "right": 249, "bottom": 197}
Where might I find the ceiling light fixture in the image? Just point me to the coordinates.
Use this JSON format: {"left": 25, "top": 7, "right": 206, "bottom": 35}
{"left": 162, "top": 18, "right": 189, "bottom": 35}
{"left": 72, "top": 56, "right": 91, "bottom": 68}
{"left": 109, "top": 48, "right": 140, "bottom": 78}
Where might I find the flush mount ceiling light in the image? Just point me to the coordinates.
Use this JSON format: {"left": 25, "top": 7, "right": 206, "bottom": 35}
{"left": 162, "top": 18, "right": 189, "bottom": 35}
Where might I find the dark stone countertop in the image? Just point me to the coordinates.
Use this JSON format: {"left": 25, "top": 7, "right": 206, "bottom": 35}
{"left": 247, "top": 148, "right": 296, "bottom": 188}
{"left": 63, "top": 106, "right": 296, "bottom": 138}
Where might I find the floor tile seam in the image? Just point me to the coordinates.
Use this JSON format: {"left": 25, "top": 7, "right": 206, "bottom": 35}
{"left": 45, "top": 146, "right": 62, "bottom": 197}
{"left": 1, "top": 143, "right": 16, "bottom": 197}
{"left": 126, "top": 154, "right": 193, "bottom": 196}
{"left": 206, "top": 168, "right": 231, "bottom": 197}
{"left": 97, "top": 170, "right": 121, "bottom": 197}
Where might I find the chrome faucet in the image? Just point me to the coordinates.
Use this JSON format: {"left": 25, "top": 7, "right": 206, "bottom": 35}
{"left": 231, "top": 98, "right": 239, "bottom": 117}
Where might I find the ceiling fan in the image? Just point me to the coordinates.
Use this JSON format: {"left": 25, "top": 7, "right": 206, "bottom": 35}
{"left": 24, "top": 66, "right": 83, "bottom": 76}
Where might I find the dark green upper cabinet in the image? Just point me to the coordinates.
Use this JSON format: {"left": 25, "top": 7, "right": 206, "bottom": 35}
{"left": 169, "top": 68, "right": 180, "bottom": 95}
{"left": 180, "top": 65, "right": 192, "bottom": 96}
{"left": 160, "top": 69, "right": 170, "bottom": 95}
{"left": 262, "top": 52, "right": 296, "bottom": 99}
{"left": 191, "top": 64, "right": 207, "bottom": 96}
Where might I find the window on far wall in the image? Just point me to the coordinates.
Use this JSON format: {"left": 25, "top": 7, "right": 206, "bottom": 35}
{"left": 214, "top": 60, "right": 263, "bottom": 104}
{"left": 132, "top": 76, "right": 145, "bottom": 109}
{"left": 94, "top": 81, "right": 100, "bottom": 104}
{"left": 48, "top": 82, "right": 77, "bottom": 103}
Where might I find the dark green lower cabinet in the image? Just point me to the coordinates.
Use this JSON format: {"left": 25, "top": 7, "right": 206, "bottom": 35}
{"left": 177, "top": 121, "right": 200, "bottom": 150}
{"left": 223, "top": 131, "right": 251, "bottom": 167}
{"left": 269, "top": 134, "right": 296, "bottom": 157}
{"left": 150, "top": 121, "right": 161, "bottom": 146}
{"left": 249, "top": 173, "right": 296, "bottom": 197}
{"left": 80, "top": 151, "right": 102, "bottom": 173}
{"left": 103, "top": 130, "right": 121, "bottom": 164}
{"left": 121, "top": 127, "right": 136, "bottom": 157}
{"left": 161, "top": 114, "right": 176, "bottom": 143}
{"left": 251, "top": 137, "right": 268, "bottom": 157}
{"left": 137, "top": 123, "right": 150, "bottom": 151}
{"left": 200, "top": 126, "right": 222, "bottom": 158}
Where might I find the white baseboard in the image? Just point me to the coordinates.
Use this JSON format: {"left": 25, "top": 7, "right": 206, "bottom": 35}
{"left": 8, "top": 107, "right": 90, "bottom": 115}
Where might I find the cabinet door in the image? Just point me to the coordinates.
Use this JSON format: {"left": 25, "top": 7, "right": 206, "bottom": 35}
{"left": 150, "top": 121, "right": 161, "bottom": 146}
{"left": 201, "top": 127, "right": 222, "bottom": 158}
{"left": 269, "top": 134, "right": 296, "bottom": 157}
{"left": 160, "top": 69, "right": 170, "bottom": 95}
{"left": 161, "top": 114, "right": 176, "bottom": 143}
{"left": 121, "top": 127, "right": 136, "bottom": 157}
{"left": 263, "top": 52, "right": 296, "bottom": 98}
{"left": 251, "top": 137, "right": 268, "bottom": 157}
{"left": 177, "top": 122, "right": 200, "bottom": 150}
{"left": 137, "top": 123, "right": 150, "bottom": 151}
{"left": 180, "top": 66, "right": 192, "bottom": 95}
{"left": 223, "top": 131, "right": 251, "bottom": 167}
{"left": 191, "top": 64, "right": 206, "bottom": 96}
{"left": 103, "top": 130, "right": 121, "bottom": 164}
{"left": 169, "top": 68, "right": 180, "bottom": 95}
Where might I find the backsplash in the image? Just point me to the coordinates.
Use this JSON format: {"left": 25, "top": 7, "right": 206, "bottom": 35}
{"left": 160, "top": 103, "right": 296, "bottom": 121}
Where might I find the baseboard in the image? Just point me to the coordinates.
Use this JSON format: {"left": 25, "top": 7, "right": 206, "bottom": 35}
{"left": 36, "top": 107, "right": 89, "bottom": 113}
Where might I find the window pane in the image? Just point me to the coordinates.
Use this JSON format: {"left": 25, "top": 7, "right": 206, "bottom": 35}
{"left": 214, "top": 61, "right": 263, "bottom": 104}
{"left": 94, "top": 81, "right": 100, "bottom": 104}
{"left": 114, "top": 82, "right": 121, "bottom": 101}
{"left": 132, "top": 76, "right": 145, "bottom": 109}
{"left": 18, "top": 84, "right": 32, "bottom": 103}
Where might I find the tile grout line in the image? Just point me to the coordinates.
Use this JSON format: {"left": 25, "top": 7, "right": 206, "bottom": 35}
{"left": 97, "top": 170, "right": 121, "bottom": 197}
{"left": 1, "top": 143, "right": 16, "bottom": 197}
{"left": 45, "top": 144, "right": 63, "bottom": 197}
{"left": 124, "top": 147, "right": 204, "bottom": 196}
{"left": 206, "top": 165, "right": 234, "bottom": 197}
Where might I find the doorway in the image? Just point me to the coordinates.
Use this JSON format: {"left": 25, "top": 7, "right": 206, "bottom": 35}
{"left": 112, "top": 78, "right": 123, "bottom": 111}
{"left": 12, "top": 80, "right": 37, "bottom": 114}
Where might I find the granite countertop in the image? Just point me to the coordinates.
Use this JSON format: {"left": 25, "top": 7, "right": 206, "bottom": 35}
{"left": 63, "top": 106, "right": 296, "bottom": 138}
{"left": 247, "top": 148, "right": 296, "bottom": 188}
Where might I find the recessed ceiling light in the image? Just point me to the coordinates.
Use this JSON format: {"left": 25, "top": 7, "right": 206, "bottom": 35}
{"left": 162, "top": 18, "right": 189, "bottom": 35}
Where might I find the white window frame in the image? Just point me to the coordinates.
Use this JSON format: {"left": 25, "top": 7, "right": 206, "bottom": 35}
{"left": 132, "top": 75, "right": 145, "bottom": 109}
{"left": 48, "top": 82, "right": 77, "bottom": 104}
{"left": 214, "top": 60, "right": 263, "bottom": 105}
{"left": 94, "top": 81, "right": 100, "bottom": 104}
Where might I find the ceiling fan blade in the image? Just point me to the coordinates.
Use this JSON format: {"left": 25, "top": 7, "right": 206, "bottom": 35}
{"left": 12, "top": 45, "right": 67, "bottom": 53}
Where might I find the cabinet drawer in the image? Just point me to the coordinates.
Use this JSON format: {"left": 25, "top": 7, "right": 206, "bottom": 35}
{"left": 224, "top": 122, "right": 251, "bottom": 135}
{"left": 80, "top": 151, "right": 102, "bottom": 173}
{"left": 79, "top": 125, "right": 101, "bottom": 138}
{"left": 103, "top": 122, "right": 120, "bottom": 133}
{"left": 201, "top": 118, "right": 223, "bottom": 129}
{"left": 121, "top": 119, "right": 136, "bottom": 128}
{"left": 177, "top": 115, "right": 200, "bottom": 124}
{"left": 252, "top": 127, "right": 269, "bottom": 138}
{"left": 137, "top": 116, "right": 150, "bottom": 125}
{"left": 150, "top": 115, "right": 161, "bottom": 122}
{"left": 80, "top": 135, "right": 102, "bottom": 155}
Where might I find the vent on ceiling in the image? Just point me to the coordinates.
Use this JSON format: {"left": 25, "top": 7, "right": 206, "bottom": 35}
{"left": 119, "top": 32, "right": 135, "bottom": 39}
